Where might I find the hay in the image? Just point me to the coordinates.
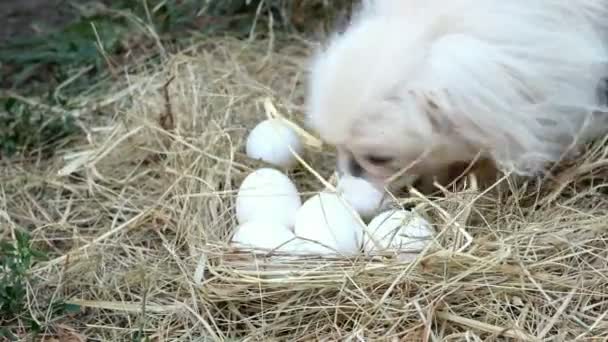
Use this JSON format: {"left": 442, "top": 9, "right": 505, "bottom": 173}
{"left": 3, "top": 35, "right": 608, "bottom": 340}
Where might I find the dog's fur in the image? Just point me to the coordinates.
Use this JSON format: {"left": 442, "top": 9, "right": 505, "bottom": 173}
{"left": 305, "top": 0, "right": 608, "bottom": 193}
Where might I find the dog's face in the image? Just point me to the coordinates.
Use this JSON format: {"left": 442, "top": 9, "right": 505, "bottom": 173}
{"left": 305, "top": 64, "right": 474, "bottom": 190}
{"left": 309, "top": 99, "right": 478, "bottom": 190}
{"left": 330, "top": 105, "right": 435, "bottom": 187}
{"left": 305, "top": 22, "right": 476, "bottom": 190}
{"left": 314, "top": 104, "right": 473, "bottom": 190}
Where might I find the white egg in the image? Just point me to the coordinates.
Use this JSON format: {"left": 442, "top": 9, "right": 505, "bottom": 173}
{"left": 364, "top": 209, "right": 434, "bottom": 254}
{"left": 337, "top": 175, "right": 385, "bottom": 219}
{"left": 246, "top": 119, "right": 303, "bottom": 169}
{"left": 231, "top": 220, "right": 297, "bottom": 251}
{"left": 235, "top": 168, "right": 301, "bottom": 228}
{"left": 294, "top": 192, "right": 364, "bottom": 255}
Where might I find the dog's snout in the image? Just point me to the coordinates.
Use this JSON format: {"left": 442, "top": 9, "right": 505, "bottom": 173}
{"left": 337, "top": 150, "right": 367, "bottom": 178}
{"left": 348, "top": 157, "right": 364, "bottom": 177}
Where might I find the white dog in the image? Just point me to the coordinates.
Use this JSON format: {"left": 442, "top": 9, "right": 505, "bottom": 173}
{"left": 305, "top": 0, "right": 608, "bottom": 193}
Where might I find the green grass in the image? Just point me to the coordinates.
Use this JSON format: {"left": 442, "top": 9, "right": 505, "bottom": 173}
{"left": 0, "top": 231, "right": 44, "bottom": 319}
{"left": 1, "top": 231, "right": 52, "bottom": 339}
{"left": 0, "top": 230, "right": 81, "bottom": 340}
{"left": 0, "top": 97, "right": 80, "bottom": 157}
{"left": 0, "top": 4, "right": 127, "bottom": 159}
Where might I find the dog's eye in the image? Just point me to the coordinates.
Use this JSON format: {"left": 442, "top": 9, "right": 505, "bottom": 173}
{"left": 365, "top": 155, "right": 394, "bottom": 165}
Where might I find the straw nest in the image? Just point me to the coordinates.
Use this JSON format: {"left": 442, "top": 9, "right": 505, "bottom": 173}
{"left": 4, "top": 35, "right": 608, "bottom": 341}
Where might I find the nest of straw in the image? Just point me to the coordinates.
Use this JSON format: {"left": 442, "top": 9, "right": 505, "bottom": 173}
{"left": 4, "top": 35, "right": 608, "bottom": 340}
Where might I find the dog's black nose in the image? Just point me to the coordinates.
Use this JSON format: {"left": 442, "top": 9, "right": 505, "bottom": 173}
{"left": 348, "top": 157, "right": 364, "bottom": 177}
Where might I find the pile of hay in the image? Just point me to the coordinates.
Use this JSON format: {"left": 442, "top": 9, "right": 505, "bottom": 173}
{"left": 5, "top": 35, "right": 608, "bottom": 340}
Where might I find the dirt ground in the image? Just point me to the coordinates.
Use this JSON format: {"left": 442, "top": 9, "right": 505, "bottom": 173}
{"left": 0, "top": 0, "right": 77, "bottom": 43}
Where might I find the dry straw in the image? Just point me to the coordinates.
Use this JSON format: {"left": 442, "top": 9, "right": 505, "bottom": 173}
{"left": 3, "top": 35, "right": 608, "bottom": 340}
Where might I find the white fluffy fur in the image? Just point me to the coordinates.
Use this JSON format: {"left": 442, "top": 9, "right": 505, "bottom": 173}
{"left": 306, "top": 0, "right": 608, "bottom": 189}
